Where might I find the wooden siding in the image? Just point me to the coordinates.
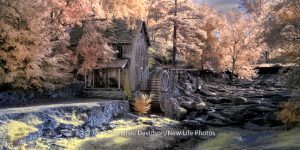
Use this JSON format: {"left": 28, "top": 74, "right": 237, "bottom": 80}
{"left": 129, "top": 26, "right": 149, "bottom": 91}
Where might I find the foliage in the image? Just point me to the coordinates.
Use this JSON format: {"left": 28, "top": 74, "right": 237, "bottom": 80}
{"left": 147, "top": 1, "right": 264, "bottom": 79}
{"left": 0, "top": 0, "right": 146, "bottom": 90}
{"left": 277, "top": 100, "right": 300, "bottom": 126}
{"left": 147, "top": 0, "right": 208, "bottom": 66}
{"left": 240, "top": 0, "right": 300, "bottom": 82}
{"left": 0, "top": 0, "right": 51, "bottom": 90}
{"left": 215, "top": 10, "right": 265, "bottom": 79}
{"left": 76, "top": 22, "right": 115, "bottom": 73}
{"left": 133, "top": 94, "right": 152, "bottom": 115}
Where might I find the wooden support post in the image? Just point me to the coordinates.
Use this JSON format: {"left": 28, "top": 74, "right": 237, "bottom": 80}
{"left": 84, "top": 70, "right": 87, "bottom": 88}
{"left": 118, "top": 69, "right": 121, "bottom": 89}
{"left": 92, "top": 70, "right": 95, "bottom": 88}
{"left": 106, "top": 68, "right": 109, "bottom": 88}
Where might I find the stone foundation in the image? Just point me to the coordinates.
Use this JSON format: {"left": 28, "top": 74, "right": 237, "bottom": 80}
{"left": 0, "top": 82, "right": 84, "bottom": 108}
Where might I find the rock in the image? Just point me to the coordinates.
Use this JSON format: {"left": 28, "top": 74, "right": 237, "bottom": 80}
{"left": 60, "top": 129, "right": 74, "bottom": 138}
{"left": 221, "top": 106, "right": 249, "bottom": 116}
{"left": 21, "top": 131, "right": 41, "bottom": 143}
{"left": 103, "top": 123, "right": 116, "bottom": 130}
{"left": 200, "top": 119, "right": 228, "bottom": 126}
{"left": 123, "top": 113, "right": 139, "bottom": 120}
{"left": 43, "top": 119, "right": 57, "bottom": 131}
{"left": 0, "top": 120, "right": 6, "bottom": 125}
{"left": 181, "top": 120, "right": 205, "bottom": 129}
{"left": 196, "top": 101, "right": 206, "bottom": 110}
{"left": 252, "top": 106, "right": 276, "bottom": 112}
{"left": 79, "top": 114, "right": 89, "bottom": 122}
{"left": 199, "top": 89, "right": 218, "bottom": 97}
{"left": 143, "top": 120, "right": 154, "bottom": 126}
{"left": 83, "top": 127, "right": 91, "bottom": 137}
{"left": 180, "top": 101, "right": 196, "bottom": 110}
{"left": 206, "top": 97, "right": 222, "bottom": 104}
{"left": 90, "top": 128, "right": 98, "bottom": 136}
{"left": 231, "top": 97, "right": 248, "bottom": 104}
{"left": 57, "top": 123, "right": 74, "bottom": 130}
{"left": 145, "top": 126, "right": 161, "bottom": 132}
{"left": 265, "top": 112, "right": 283, "bottom": 126}
{"left": 207, "top": 113, "right": 232, "bottom": 123}
{"left": 184, "top": 83, "right": 197, "bottom": 94}
{"left": 149, "top": 115, "right": 160, "bottom": 119}
{"left": 75, "top": 128, "right": 86, "bottom": 139}
{"left": 164, "top": 98, "right": 187, "bottom": 120}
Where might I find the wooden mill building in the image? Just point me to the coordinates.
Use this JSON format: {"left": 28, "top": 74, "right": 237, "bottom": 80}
{"left": 82, "top": 20, "right": 151, "bottom": 99}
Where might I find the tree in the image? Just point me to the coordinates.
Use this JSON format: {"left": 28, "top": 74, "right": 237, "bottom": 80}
{"left": 147, "top": 0, "right": 208, "bottom": 67}
{"left": 216, "top": 10, "right": 265, "bottom": 79}
{"left": 0, "top": 0, "right": 147, "bottom": 90}
{"left": 0, "top": 0, "right": 53, "bottom": 89}
{"left": 76, "top": 22, "right": 115, "bottom": 73}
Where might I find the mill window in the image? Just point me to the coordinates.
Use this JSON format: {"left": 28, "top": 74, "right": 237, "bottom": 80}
{"left": 117, "top": 45, "right": 123, "bottom": 58}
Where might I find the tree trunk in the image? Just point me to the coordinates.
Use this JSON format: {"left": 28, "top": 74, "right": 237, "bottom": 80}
{"left": 231, "top": 58, "right": 236, "bottom": 81}
{"left": 172, "top": 0, "right": 178, "bottom": 67}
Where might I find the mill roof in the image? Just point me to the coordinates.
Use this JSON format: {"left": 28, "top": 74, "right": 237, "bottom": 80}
{"left": 104, "top": 19, "right": 151, "bottom": 46}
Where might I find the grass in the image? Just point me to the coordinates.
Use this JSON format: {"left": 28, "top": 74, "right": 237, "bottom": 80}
{"left": 266, "top": 128, "right": 300, "bottom": 149}
{"left": 196, "top": 132, "right": 237, "bottom": 150}
{"left": 19, "top": 114, "right": 43, "bottom": 126}
{"left": 55, "top": 117, "right": 179, "bottom": 150}
{"left": 56, "top": 124, "right": 144, "bottom": 150}
{"left": 0, "top": 120, "right": 38, "bottom": 146}
{"left": 51, "top": 112, "right": 85, "bottom": 126}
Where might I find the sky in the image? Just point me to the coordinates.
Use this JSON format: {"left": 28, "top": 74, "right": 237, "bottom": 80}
{"left": 194, "top": 0, "right": 240, "bottom": 12}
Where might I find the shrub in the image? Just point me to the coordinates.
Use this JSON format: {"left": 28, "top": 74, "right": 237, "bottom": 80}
{"left": 277, "top": 100, "right": 300, "bottom": 126}
{"left": 133, "top": 94, "right": 152, "bottom": 115}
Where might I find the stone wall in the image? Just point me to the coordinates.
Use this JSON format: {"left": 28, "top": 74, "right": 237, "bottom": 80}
{"left": 0, "top": 82, "right": 84, "bottom": 108}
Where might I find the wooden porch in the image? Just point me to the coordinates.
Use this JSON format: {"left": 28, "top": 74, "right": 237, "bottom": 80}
{"left": 83, "top": 59, "right": 129, "bottom": 90}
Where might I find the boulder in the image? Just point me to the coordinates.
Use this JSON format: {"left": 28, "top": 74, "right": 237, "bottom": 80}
{"left": 199, "top": 89, "right": 218, "bottom": 97}
{"left": 75, "top": 128, "right": 87, "bottom": 139}
{"left": 43, "top": 119, "right": 57, "bottom": 131}
{"left": 184, "top": 83, "right": 197, "bottom": 94}
{"left": 181, "top": 120, "right": 205, "bottom": 129}
{"left": 164, "top": 98, "right": 187, "bottom": 120}
{"left": 143, "top": 120, "right": 154, "bottom": 126}
{"left": 60, "top": 129, "right": 74, "bottom": 138}
{"left": 231, "top": 97, "right": 248, "bottom": 104}
{"left": 206, "top": 97, "right": 222, "bottom": 104}
{"left": 180, "top": 101, "right": 196, "bottom": 110}
{"left": 196, "top": 101, "right": 207, "bottom": 110}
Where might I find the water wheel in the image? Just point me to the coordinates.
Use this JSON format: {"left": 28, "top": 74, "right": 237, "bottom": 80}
{"left": 147, "top": 70, "right": 172, "bottom": 112}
